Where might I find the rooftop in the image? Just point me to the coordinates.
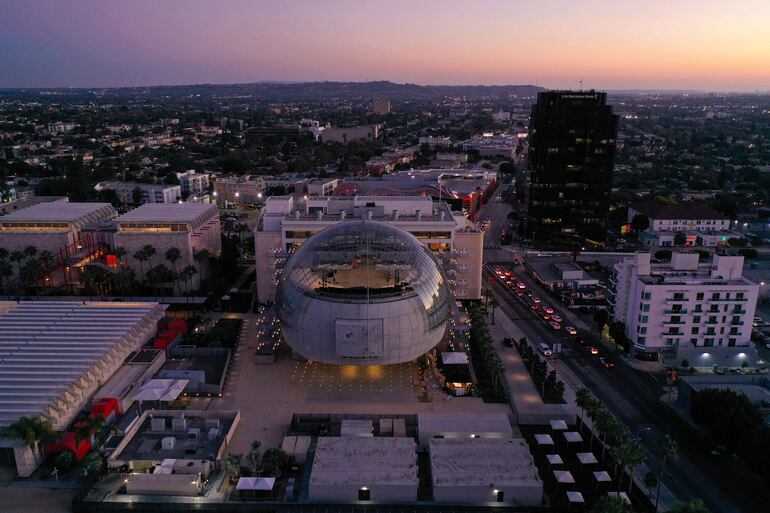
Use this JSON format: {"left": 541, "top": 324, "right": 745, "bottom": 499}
{"left": 429, "top": 438, "right": 542, "bottom": 488}
{"left": 0, "top": 201, "right": 117, "bottom": 228}
{"left": 309, "top": 436, "right": 418, "bottom": 486}
{"left": 0, "top": 301, "right": 165, "bottom": 429}
{"left": 115, "top": 203, "right": 218, "bottom": 227}
{"left": 631, "top": 200, "right": 726, "bottom": 221}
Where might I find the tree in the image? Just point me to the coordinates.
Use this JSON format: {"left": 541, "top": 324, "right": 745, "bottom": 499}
{"left": 489, "top": 296, "right": 498, "bottom": 325}
{"left": 667, "top": 499, "right": 710, "bottom": 513}
{"left": 262, "top": 448, "right": 289, "bottom": 478}
{"left": 81, "top": 452, "right": 105, "bottom": 479}
{"left": 655, "top": 249, "right": 673, "bottom": 260}
{"left": 54, "top": 451, "right": 75, "bottom": 472}
{"left": 613, "top": 440, "right": 645, "bottom": 492}
{"left": 673, "top": 231, "right": 687, "bottom": 246}
{"left": 655, "top": 434, "right": 680, "bottom": 512}
{"left": 165, "top": 247, "right": 181, "bottom": 295}
{"left": 142, "top": 245, "right": 157, "bottom": 268}
{"left": 111, "top": 268, "right": 135, "bottom": 299}
{"left": 594, "top": 308, "right": 610, "bottom": 327}
{"left": 113, "top": 247, "right": 127, "bottom": 267}
{"left": 19, "top": 259, "right": 41, "bottom": 295}
{"left": 79, "top": 266, "right": 109, "bottom": 298}
{"left": 7, "top": 416, "right": 57, "bottom": 457}
{"left": 0, "top": 260, "right": 12, "bottom": 293}
{"left": 226, "top": 452, "right": 243, "bottom": 483}
{"left": 133, "top": 248, "right": 149, "bottom": 284}
{"left": 630, "top": 214, "right": 650, "bottom": 233}
{"left": 145, "top": 264, "right": 174, "bottom": 301}
{"left": 248, "top": 440, "right": 262, "bottom": 474}
{"left": 9, "top": 250, "right": 24, "bottom": 279}
{"left": 575, "top": 388, "right": 597, "bottom": 433}
{"left": 131, "top": 186, "right": 143, "bottom": 205}
{"left": 590, "top": 495, "right": 634, "bottom": 513}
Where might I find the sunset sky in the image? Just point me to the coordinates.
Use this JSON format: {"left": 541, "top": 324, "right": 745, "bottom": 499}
{"left": 1, "top": 0, "right": 769, "bottom": 91}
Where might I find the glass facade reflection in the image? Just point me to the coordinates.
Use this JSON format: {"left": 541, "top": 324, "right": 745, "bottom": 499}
{"left": 276, "top": 221, "right": 451, "bottom": 364}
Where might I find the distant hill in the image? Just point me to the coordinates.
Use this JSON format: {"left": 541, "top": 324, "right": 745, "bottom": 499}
{"left": 0, "top": 81, "right": 544, "bottom": 102}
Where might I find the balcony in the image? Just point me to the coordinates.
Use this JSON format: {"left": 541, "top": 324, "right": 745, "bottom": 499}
{"left": 730, "top": 320, "right": 745, "bottom": 326}
{"left": 664, "top": 309, "right": 688, "bottom": 315}
{"left": 662, "top": 331, "right": 684, "bottom": 337}
{"left": 665, "top": 297, "right": 687, "bottom": 303}
{"left": 663, "top": 320, "right": 686, "bottom": 325}
{"left": 732, "top": 309, "right": 747, "bottom": 315}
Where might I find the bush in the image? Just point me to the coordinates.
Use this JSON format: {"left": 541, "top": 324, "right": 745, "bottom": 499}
{"left": 54, "top": 451, "right": 75, "bottom": 472}
{"left": 738, "top": 248, "right": 758, "bottom": 259}
{"left": 655, "top": 249, "right": 672, "bottom": 260}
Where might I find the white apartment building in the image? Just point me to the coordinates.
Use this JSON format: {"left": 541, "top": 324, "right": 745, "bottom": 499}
{"left": 419, "top": 135, "right": 451, "bottom": 147}
{"left": 95, "top": 181, "right": 181, "bottom": 204}
{"left": 254, "top": 195, "right": 483, "bottom": 304}
{"left": 307, "top": 178, "right": 340, "bottom": 197}
{"left": 177, "top": 170, "right": 210, "bottom": 197}
{"left": 112, "top": 203, "right": 221, "bottom": 291}
{"left": 628, "top": 201, "right": 730, "bottom": 233}
{"left": 611, "top": 253, "right": 759, "bottom": 368}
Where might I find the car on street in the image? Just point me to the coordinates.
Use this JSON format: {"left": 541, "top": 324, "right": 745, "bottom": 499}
{"left": 533, "top": 296, "right": 541, "bottom": 303}
{"left": 530, "top": 303, "right": 539, "bottom": 310}
{"left": 525, "top": 290, "right": 533, "bottom": 297}
{"left": 588, "top": 346, "right": 599, "bottom": 355}
{"left": 538, "top": 343, "right": 553, "bottom": 356}
{"left": 544, "top": 306, "right": 554, "bottom": 314}
{"left": 551, "top": 314, "right": 562, "bottom": 323}
{"left": 565, "top": 326, "right": 577, "bottom": 335}
{"left": 541, "top": 313, "right": 551, "bottom": 320}
{"left": 515, "top": 290, "right": 525, "bottom": 297}
{"left": 549, "top": 321, "right": 561, "bottom": 330}
{"left": 503, "top": 337, "right": 515, "bottom": 347}
{"left": 599, "top": 357, "right": 614, "bottom": 368}
{"left": 517, "top": 283, "right": 526, "bottom": 289}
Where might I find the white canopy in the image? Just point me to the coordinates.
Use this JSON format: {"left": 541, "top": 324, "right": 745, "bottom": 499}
{"left": 534, "top": 434, "right": 554, "bottom": 445}
{"left": 553, "top": 470, "right": 575, "bottom": 484}
{"left": 563, "top": 431, "right": 583, "bottom": 443}
{"left": 236, "top": 477, "right": 276, "bottom": 491}
{"left": 566, "top": 491, "right": 585, "bottom": 503}
{"left": 593, "top": 471, "right": 612, "bottom": 483}
{"left": 576, "top": 452, "right": 598, "bottom": 465}
{"left": 134, "top": 378, "right": 188, "bottom": 402}
{"left": 441, "top": 352, "right": 469, "bottom": 365}
{"left": 546, "top": 454, "right": 563, "bottom": 466}
{"left": 549, "top": 419, "right": 568, "bottom": 431}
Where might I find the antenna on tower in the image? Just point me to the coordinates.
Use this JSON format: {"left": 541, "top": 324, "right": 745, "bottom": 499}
{"left": 579, "top": 77, "right": 583, "bottom": 91}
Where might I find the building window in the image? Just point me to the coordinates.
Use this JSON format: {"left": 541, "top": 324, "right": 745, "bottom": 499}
{"left": 736, "top": 292, "right": 744, "bottom": 300}
{"left": 728, "top": 338, "right": 736, "bottom": 347}
{"left": 704, "top": 338, "right": 714, "bottom": 347}
{"left": 696, "top": 292, "right": 704, "bottom": 300}
{"left": 673, "top": 292, "right": 685, "bottom": 301}
{"left": 690, "top": 338, "right": 698, "bottom": 345}
{"left": 693, "top": 316, "right": 701, "bottom": 323}
{"left": 638, "top": 336, "right": 646, "bottom": 344}
{"left": 691, "top": 327, "right": 699, "bottom": 335}
{"left": 711, "top": 292, "right": 720, "bottom": 300}
{"left": 640, "top": 315, "right": 648, "bottom": 323}
{"left": 642, "top": 304, "right": 650, "bottom": 312}
{"left": 642, "top": 292, "right": 651, "bottom": 300}
{"left": 640, "top": 327, "right": 647, "bottom": 335}
{"left": 358, "top": 488, "right": 371, "bottom": 501}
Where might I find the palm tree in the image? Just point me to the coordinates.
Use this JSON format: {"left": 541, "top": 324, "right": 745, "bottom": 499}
{"left": 146, "top": 264, "right": 174, "bottom": 302}
{"left": 165, "top": 247, "right": 181, "bottom": 295}
{"left": 667, "top": 499, "right": 709, "bottom": 513}
{"left": 489, "top": 296, "right": 498, "bottom": 325}
{"left": 0, "top": 260, "right": 12, "bottom": 294}
{"left": 0, "top": 247, "right": 8, "bottom": 262}
{"left": 113, "top": 247, "right": 127, "bottom": 268}
{"left": 262, "top": 448, "right": 289, "bottom": 478}
{"left": 20, "top": 259, "right": 41, "bottom": 295}
{"left": 9, "top": 250, "right": 24, "bottom": 279}
{"left": 80, "top": 452, "right": 105, "bottom": 480}
{"left": 226, "top": 452, "right": 243, "bottom": 483}
{"left": 142, "top": 245, "right": 157, "bottom": 268}
{"left": 180, "top": 265, "right": 197, "bottom": 293}
{"left": 7, "top": 416, "right": 57, "bottom": 458}
{"left": 193, "top": 248, "right": 212, "bottom": 275}
{"left": 133, "top": 248, "right": 149, "bottom": 284}
{"left": 80, "top": 266, "right": 108, "bottom": 299}
{"left": 612, "top": 440, "right": 645, "bottom": 492}
{"left": 22, "top": 245, "right": 37, "bottom": 261}
{"left": 111, "top": 268, "right": 135, "bottom": 299}
{"left": 655, "top": 434, "right": 679, "bottom": 512}
{"left": 576, "top": 388, "right": 595, "bottom": 433}
{"left": 248, "top": 440, "right": 262, "bottom": 474}
{"left": 38, "top": 250, "right": 55, "bottom": 289}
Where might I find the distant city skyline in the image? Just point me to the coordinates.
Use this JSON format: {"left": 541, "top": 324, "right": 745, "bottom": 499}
{"left": 1, "top": 0, "right": 769, "bottom": 91}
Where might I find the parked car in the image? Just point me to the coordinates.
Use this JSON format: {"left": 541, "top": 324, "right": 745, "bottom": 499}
{"left": 565, "top": 326, "right": 577, "bottom": 335}
{"left": 538, "top": 343, "right": 553, "bottom": 357}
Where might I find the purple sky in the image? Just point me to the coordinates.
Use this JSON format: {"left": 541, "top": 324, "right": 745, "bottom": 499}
{"left": 1, "top": 0, "right": 769, "bottom": 91}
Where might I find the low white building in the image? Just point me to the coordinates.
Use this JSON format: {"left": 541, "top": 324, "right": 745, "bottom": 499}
{"left": 96, "top": 181, "right": 181, "bottom": 204}
{"left": 212, "top": 175, "right": 266, "bottom": 205}
{"left": 611, "top": 253, "right": 759, "bottom": 366}
{"left": 308, "top": 437, "right": 418, "bottom": 502}
{"left": 429, "top": 438, "right": 542, "bottom": 506}
{"left": 417, "top": 412, "right": 513, "bottom": 449}
{"left": 0, "top": 301, "right": 166, "bottom": 477}
{"left": 176, "top": 170, "right": 210, "bottom": 197}
{"left": 628, "top": 201, "right": 730, "bottom": 233}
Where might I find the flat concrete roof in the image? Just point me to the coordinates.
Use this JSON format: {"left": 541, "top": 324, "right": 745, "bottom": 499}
{"left": 418, "top": 412, "right": 512, "bottom": 435}
{"left": 0, "top": 201, "right": 117, "bottom": 227}
{"left": 689, "top": 382, "right": 770, "bottom": 404}
{"left": 115, "top": 203, "right": 218, "bottom": 226}
{"left": 309, "top": 436, "right": 417, "bottom": 486}
{"left": 429, "top": 438, "right": 542, "bottom": 488}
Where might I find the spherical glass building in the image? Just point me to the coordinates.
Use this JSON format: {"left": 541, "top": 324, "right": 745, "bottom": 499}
{"left": 275, "top": 220, "right": 451, "bottom": 365}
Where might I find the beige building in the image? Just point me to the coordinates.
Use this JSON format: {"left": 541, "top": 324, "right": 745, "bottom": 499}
{"left": 372, "top": 99, "right": 392, "bottom": 115}
{"left": 254, "top": 195, "right": 483, "bottom": 304}
{"left": 112, "top": 203, "right": 221, "bottom": 291}
{"left": 212, "top": 175, "right": 266, "bottom": 205}
{"left": 0, "top": 201, "right": 118, "bottom": 278}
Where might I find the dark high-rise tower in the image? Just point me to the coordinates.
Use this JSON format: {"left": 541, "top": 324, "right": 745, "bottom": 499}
{"left": 526, "top": 91, "right": 618, "bottom": 245}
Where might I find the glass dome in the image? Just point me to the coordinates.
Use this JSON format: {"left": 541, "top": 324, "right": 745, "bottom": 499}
{"left": 276, "top": 220, "right": 451, "bottom": 365}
